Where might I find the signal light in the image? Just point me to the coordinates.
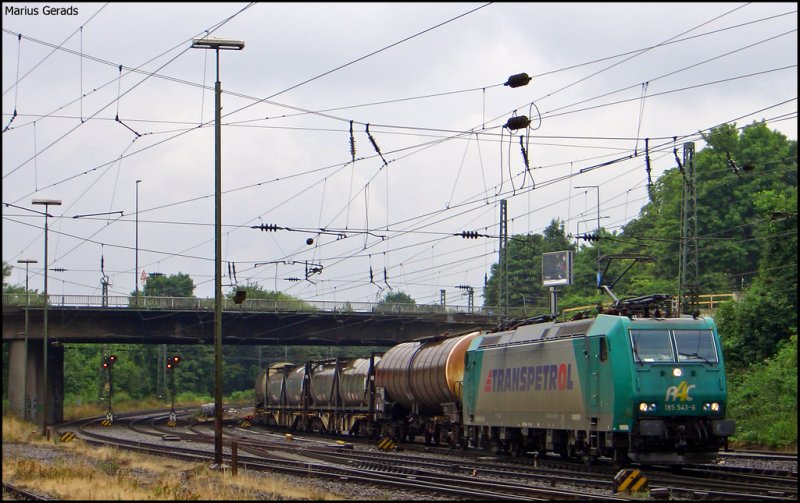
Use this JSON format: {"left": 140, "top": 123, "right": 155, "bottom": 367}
{"left": 167, "top": 355, "right": 181, "bottom": 370}
{"left": 108, "top": 355, "right": 117, "bottom": 366}
{"left": 102, "top": 357, "right": 109, "bottom": 369}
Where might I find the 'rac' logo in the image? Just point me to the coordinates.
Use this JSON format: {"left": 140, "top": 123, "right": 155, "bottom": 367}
{"left": 665, "top": 381, "right": 695, "bottom": 402}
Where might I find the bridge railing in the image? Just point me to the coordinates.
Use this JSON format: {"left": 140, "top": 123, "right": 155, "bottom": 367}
{"left": 2, "top": 293, "right": 491, "bottom": 316}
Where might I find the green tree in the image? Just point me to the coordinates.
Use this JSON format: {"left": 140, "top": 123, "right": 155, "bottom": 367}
{"left": 2, "top": 261, "right": 12, "bottom": 290}
{"left": 2, "top": 261, "right": 27, "bottom": 294}
{"left": 225, "top": 280, "right": 316, "bottom": 310}
{"left": 716, "top": 186, "right": 797, "bottom": 371}
{"left": 484, "top": 218, "right": 580, "bottom": 316}
{"left": 375, "top": 291, "right": 416, "bottom": 312}
{"left": 136, "top": 272, "right": 196, "bottom": 297}
{"left": 62, "top": 346, "right": 103, "bottom": 404}
{"left": 621, "top": 122, "right": 796, "bottom": 294}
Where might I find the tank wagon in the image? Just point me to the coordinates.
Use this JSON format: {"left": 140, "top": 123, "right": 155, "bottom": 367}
{"left": 254, "top": 308, "right": 734, "bottom": 465}
{"left": 254, "top": 331, "right": 480, "bottom": 443}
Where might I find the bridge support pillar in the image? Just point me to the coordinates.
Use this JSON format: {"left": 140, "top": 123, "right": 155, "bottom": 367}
{"left": 7, "top": 340, "right": 64, "bottom": 425}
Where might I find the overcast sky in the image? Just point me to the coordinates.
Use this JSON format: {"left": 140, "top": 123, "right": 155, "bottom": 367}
{"left": 2, "top": 2, "right": 797, "bottom": 308}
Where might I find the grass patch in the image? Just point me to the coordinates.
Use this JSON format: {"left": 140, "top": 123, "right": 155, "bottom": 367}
{"left": 3, "top": 413, "right": 345, "bottom": 500}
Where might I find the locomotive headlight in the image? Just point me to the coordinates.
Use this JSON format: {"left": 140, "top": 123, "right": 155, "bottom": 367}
{"left": 703, "top": 402, "right": 721, "bottom": 412}
{"left": 672, "top": 368, "right": 682, "bottom": 377}
{"left": 638, "top": 402, "right": 657, "bottom": 412}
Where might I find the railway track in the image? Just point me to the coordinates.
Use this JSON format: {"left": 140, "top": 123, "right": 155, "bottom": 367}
{"left": 2, "top": 481, "right": 55, "bottom": 501}
{"left": 48, "top": 409, "right": 796, "bottom": 501}
{"left": 56, "top": 409, "right": 628, "bottom": 500}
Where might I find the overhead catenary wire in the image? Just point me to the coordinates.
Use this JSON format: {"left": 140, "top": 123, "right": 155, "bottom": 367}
{"left": 2, "top": 3, "right": 256, "bottom": 180}
{"left": 3, "top": 5, "right": 795, "bottom": 303}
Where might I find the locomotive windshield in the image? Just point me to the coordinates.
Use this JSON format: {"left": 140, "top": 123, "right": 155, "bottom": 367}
{"left": 630, "top": 328, "right": 718, "bottom": 364}
{"left": 674, "top": 329, "right": 718, "bottom": 363}
{"left": 631, "top": 329, "right": 673, "bottom": 363}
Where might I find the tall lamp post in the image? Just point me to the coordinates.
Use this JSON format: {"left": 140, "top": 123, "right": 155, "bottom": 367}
{"left": 190, "top": 36, "right": 244, "bottom": 468}
{"left": 17, "top": 258, "right": 37, "bottom": 420}
{"left": 32, "top": 198, "right": 61, "bottom": 434}
{"left": 575, "top": 186, "right": 601, "bottom": 287}
{"left": 135, "top": 179, "right": 142, "bottom": 306}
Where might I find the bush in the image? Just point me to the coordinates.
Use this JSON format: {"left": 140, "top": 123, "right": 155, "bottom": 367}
{"left": 228, "top": 389, "right": 254, "bottom": 404}
{"left": 175, "top": 391, "right": 211, "bottom": 404}
{"left": 728, "top": 334, "right": 797, "bottom": 449}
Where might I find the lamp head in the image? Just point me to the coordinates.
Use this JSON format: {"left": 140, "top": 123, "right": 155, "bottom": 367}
{"left": 191, "top": 37, "right": 245, "bottom": 50}
{"left": 32, "top": 199, "right": 62, "bottom": 206}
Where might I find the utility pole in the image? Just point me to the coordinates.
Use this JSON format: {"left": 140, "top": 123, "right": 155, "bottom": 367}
{"left": 576, "top": 185, "right": 601, "bottom": 287}
{"left": 32, "top": 198, "right": 61, "bottom": 435}
{"left": 135, "top": 179, "right": 141, "bottom": 306}
{"left": 100, "top": 256, "right": 109, "bottom": 307}
{"left": 191, "top": 36, "right": 245, "bottom": 468}
{"left": 456, "top": 284, "right": 474, "bottom": 313}
{"left": 678, "top": 142, "right": 698, "bottom": 316}
{"left": 17, "top": 258, "right": 37, "bottom": 421}
{"left": 156, "top": 344, "right": 167, "bottom": 400}
{"left": 498, "top": 199, "right": 508, "bottom": 319}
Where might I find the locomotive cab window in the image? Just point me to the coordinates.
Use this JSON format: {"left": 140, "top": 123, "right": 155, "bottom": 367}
{"left": 674, "top": 329, "right": 718, "bottom": 364}
{"left": 630, "top": 329, "right": 674, "bottom": 363}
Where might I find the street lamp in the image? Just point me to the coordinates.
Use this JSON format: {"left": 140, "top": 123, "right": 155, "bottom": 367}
{"left": 17, "top": 258, "right": 37, "bottom": 421}
{"left": 32, "top": 198, "right": 61, "bottom": 434}
{"left": 575, "top": 186, "right": 601, "bottom": 287}
{"left": 135, "top": 179, "right": 142, "bottom": 306}
{"left": 191, "top": 36, "right": 244, "bottom": 468}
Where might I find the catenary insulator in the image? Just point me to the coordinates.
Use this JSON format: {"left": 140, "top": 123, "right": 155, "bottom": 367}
{"left": 505, "top": 115, "right": 530, "bottom": 130}
{"left": 504, "top": 73, "right": 532, "bottom": 88}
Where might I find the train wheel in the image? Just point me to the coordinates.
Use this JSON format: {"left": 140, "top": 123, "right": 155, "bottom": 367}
{"left": 612, "top": 448, "right": 631, "bottom": 469}
{"left": 432, "top": 430, "right": 441, "bottom": 447}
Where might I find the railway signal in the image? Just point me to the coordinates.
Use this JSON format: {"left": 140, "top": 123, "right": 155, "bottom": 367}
{"left": 102, "top": 353, "right": 117, "bottom": 422}
{"left": 167, "top": 354, "right": 181, "bottom": 421}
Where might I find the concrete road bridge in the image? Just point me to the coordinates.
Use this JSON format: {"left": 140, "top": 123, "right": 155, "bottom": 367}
{"left": 2, "top": 294, "right": 497, "bottom": 345}
{"left": 2, "top": 293, "right": 498, "bottom": 427}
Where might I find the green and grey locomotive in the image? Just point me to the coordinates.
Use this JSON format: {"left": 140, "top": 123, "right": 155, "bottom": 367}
{"left": 462, "top": 312, "right": 735, "bottom": 464}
